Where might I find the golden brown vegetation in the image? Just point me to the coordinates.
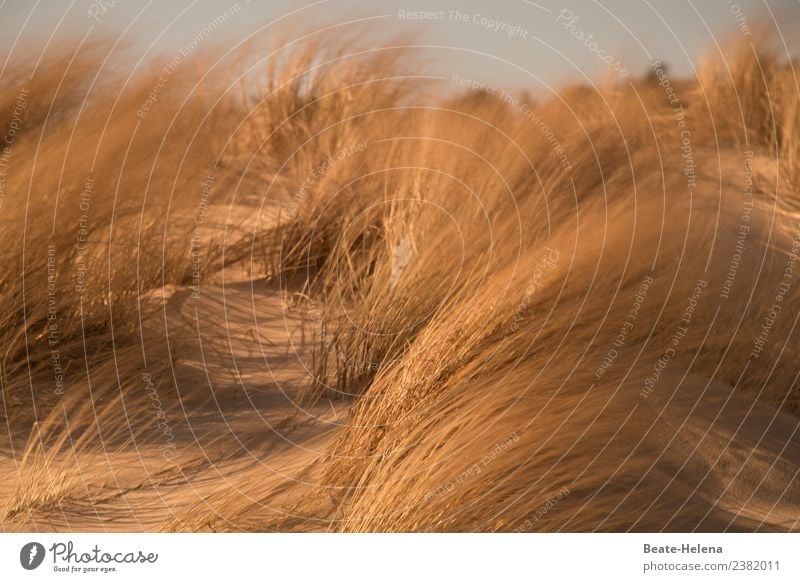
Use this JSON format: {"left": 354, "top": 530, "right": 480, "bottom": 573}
{"left": 1, "top": 29, "right": 799, "bottom": 532}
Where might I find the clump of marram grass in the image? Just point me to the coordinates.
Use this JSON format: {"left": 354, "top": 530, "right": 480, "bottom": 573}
{"left": 269, "top": 40, "right": 800, "bottom": 531}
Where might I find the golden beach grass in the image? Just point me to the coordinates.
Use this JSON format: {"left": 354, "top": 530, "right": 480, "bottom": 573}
{"left": 1, "top": 29, "right": 799, "bottom": 531}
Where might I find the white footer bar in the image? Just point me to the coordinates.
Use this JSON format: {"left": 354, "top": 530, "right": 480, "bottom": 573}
{"left": 1, "top": 533, "right": 797, "bottom": 581}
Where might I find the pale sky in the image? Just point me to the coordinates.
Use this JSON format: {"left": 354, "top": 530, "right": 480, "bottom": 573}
{"left": 2, "top": 0, "right": 799, "bottom": 92}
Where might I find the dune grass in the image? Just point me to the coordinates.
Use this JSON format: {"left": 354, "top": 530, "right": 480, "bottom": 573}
{"left": 1, "top": 28, "right": 799, "bottom": 531}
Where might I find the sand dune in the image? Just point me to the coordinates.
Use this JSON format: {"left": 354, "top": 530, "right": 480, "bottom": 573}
{"left": 1, "top": 31, "right": 800, "bottom": 532}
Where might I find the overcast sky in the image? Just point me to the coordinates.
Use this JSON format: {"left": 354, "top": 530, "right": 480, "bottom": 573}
{"left": 2, "top": 0, "right": 798, "bottom": 92}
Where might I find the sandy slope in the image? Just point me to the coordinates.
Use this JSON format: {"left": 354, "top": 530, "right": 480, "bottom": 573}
{"left": 0, "top": 202, "right": 344, "bottom": 531}
{"left": 1, "top": 276, "right": 343, "bottom": 531}
{"left": 638, "top": 370, "right": 800, "bottom": 531}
